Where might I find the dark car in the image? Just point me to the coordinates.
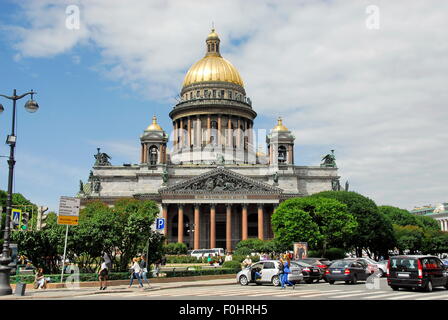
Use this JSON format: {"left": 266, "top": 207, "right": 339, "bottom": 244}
{"left": 291, "top": 261, "right": 321, "bottom": 284}
{"left": 326, "top": 259, "right": 369, "bottom": 284}
{"left": 387, "top": 255, "right": 448, "bottom": 292}
{"left": 299, "top": 258, "right": 332, "bottom": 282}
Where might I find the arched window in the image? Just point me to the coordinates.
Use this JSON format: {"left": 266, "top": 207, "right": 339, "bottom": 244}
{"left": 278, "top": 146, "right": 287, "bottom": 163}
{"left": 149, "top": 145, "right": 158, "bottom": 165}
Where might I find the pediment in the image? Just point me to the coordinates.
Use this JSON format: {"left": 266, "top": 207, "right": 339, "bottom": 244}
{"left": 159, "top": 167, "right": 281, "bottom": 194}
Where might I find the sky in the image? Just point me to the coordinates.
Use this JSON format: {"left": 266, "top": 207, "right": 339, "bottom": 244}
{"left": 0, "top": 0, "right": 446, "bottom": 212}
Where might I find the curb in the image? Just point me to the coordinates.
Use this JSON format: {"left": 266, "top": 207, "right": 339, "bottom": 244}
{"left": 2, "top": 277, "right": 236, "bottom": 300}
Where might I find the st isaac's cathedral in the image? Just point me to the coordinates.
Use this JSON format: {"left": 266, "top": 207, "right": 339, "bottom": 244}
{"left": 78, "top": 29, "right": 341, "bottom": 252}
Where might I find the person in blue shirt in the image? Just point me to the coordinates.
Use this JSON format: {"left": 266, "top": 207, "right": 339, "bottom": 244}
{"left": 282, "top": 258, "right": 296, "bottom": 289}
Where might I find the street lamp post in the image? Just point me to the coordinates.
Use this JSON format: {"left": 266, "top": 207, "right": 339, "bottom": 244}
{"left": 0, "top": 89, "right": 39, "bottom": 295}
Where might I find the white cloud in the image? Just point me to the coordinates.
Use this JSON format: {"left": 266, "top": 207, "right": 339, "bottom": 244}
{"left": 6, "top": 0, "right": 448, "bottom": 209}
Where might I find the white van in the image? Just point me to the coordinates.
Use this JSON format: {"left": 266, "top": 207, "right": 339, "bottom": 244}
{"left": 190, "top": 248, "right": 225, "bottom": 258}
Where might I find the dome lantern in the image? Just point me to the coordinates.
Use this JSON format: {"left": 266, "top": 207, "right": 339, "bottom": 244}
{"left": 206, "top": 28, "right": 221, "bottom": 57}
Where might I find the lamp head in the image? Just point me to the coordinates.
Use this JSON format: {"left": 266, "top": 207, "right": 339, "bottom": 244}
{"left": 24, "top": 99, "right": 39, "bottom": 113}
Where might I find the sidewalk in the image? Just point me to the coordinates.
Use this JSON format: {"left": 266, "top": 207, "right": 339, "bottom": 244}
{"left": 0, "top": 277, "right": 236, "bottom": 300}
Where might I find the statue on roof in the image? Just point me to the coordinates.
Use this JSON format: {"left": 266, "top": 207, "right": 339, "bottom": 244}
{"left": 321, "top": 150, "right": 337, "bottom": 168}
{"left": 94, "top": 148, "right": 112, "bottom": 166}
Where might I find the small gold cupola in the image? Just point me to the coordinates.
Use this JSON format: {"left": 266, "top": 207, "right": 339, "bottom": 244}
{"left": 146, "top": 115, "right": 163, "bottom": 131}
{"left": 272, "top": 117, "right": 289, "bottom": 132}
{"left": 206, "top": 28, "right": 221, "bottom": 57}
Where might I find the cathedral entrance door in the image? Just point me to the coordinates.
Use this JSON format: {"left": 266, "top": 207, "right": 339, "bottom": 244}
{"left": 215, "top": 222, "right": 226, "bottom": 249}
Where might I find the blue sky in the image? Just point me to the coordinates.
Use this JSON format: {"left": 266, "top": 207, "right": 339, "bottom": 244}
{"left": 0, "top": 0, "right": 447, "bottom": 211}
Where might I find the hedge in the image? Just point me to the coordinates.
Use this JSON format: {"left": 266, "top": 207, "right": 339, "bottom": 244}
{"left": 11, "top": 268, "right": 236, "bottom": 284}
{"left": 222, "top": 261, "right": 242, "bottom": 272}
{"left": 165, "top": 255, "right": 201, "bottom": 264}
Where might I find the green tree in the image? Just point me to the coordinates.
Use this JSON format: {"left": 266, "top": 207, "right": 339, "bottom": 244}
{"left": 312, "top": 191, "right": 395, "bottom": 259}
{"left": 379, "top": 205, "right": 417, "bottom": 226}
{"left": 271, "top": 197, "right": 357, "bottom": 254}
{"left": 393, "top": 224, "right": 425, "bottom": 254}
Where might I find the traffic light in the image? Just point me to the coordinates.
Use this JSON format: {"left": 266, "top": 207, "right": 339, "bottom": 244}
{"left": 36, "top": 206, "right": 49, "bottom": 231}
{"left": 20, "top": 212, "right": 29, "bottom": 231}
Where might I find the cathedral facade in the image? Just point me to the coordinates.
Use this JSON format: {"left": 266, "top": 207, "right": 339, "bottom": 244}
{"left": 79, "top": 29, "right": 340, "bottom": 252}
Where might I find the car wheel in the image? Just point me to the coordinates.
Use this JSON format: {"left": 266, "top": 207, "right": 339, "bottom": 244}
{"left": 329, "top": 280, "right": 335, "bottom": 285}
{"left": 351, "top": 275, "right": 358, "bottom": 285}
{"left": 305, "top": 279, "right": 313, "bottom": 284}
{"left": 391, "top": 286, "right": 399, "bottom": 291}
{"left": 239, "top": 275, "right": 249, "bottom": 286}
{"left": 272, "top": 275, "right": 281, "bottom": 287}
{"left": 425, "top": 281, "right": 433, "bottom": 292}
{"left": 315, "top": 279, "right": 320, "bottom": 283}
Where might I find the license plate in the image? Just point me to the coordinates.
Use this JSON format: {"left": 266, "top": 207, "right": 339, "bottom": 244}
{"left": 397, "top": 273, "right": 409, "bottom": 278}
{"left": 332, "top": 270, "right": 341, "bottom": 273}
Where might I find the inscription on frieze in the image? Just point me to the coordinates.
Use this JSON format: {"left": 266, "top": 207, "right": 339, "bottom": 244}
{"left": 195, "top": 195, "right": 248, "bottom": 200}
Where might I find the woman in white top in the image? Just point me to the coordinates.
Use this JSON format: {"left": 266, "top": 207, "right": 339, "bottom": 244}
{"left": 128, "top": 257, "right": 144, "bottom": 288}
{"left": 98, "top": 261, "right": 109, "bottom": 290}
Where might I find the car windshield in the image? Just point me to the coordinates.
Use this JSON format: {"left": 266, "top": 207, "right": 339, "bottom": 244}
{"left": 390, "top": 258, "right": 417, "bottom": 271}
{"left": 330, "top": 261, "right": 351, "bottom": 268}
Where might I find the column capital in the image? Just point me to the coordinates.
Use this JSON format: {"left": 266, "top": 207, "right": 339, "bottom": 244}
{"left": 210, "top": 204, "right": 216, "bottom": 210}
{"left": 242, "top": 204, "right": 248, "bottom": 209}
{"left": 194, "top": 203, "right": 200, "bottom": 209}
{"left": 257, "top": 203, "right": 264, "bottom": 209}
{"left": 226, "top": 203, "right": 232, "bottom": 209}
{"left": 178, "top": 204, "right": 184, "bottom": 209}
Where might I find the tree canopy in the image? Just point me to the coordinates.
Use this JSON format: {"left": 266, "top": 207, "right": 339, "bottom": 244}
{"left": 271, "top": 197, "right": 357, "bottom": 253}
{"left": 312, "top": 191, "right": 395, "bottom": 258}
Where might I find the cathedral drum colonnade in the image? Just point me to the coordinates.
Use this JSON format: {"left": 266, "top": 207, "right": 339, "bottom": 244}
{"left": 78, "top": 29, "right": 340, "bottom": 253}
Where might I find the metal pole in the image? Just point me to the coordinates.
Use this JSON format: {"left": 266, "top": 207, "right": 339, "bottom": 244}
{"left": 60, "top": 225, "right": 69, "bottom": 283}
{"left": 0, "top": 89, "right": 17, "bottom": 295}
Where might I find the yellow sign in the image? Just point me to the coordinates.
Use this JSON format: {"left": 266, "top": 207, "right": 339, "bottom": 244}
{"left": 57, "top": 215, "right": 79, "bottom": 226}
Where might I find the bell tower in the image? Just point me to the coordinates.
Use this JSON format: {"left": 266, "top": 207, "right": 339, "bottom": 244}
{"left": 140, "top": 115, "right": 168, "bottom": 166}
{"left": 267, "top": 117, "right": 295, "bottom": 166}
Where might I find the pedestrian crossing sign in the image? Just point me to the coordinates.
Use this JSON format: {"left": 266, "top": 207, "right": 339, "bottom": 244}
{"left": 11, "top": 209, "right": 21, "bottom": 228}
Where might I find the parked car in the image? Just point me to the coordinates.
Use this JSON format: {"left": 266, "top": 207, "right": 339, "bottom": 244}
{"left": 236, "top": 260, "right": 303, "bottom": 286}
{"left": 442, "top": 259, "right": 448, "bottom": 266}
{"left": 190, "top": 248, "right": 225, "bottom": 258}
{"left": 298, "top": 258, "right": 332, "bottom": 282}
{"left": 326, "top": 259, "right": 370, "bottom": 284}
{"left": 344, "top": 258, "right": 378, "bottom": 275}
{"left": 387, "top": 255, "right": 448, "bottom": 292}
{"left": 357, "top": 257, "right": 383, "bottom": 276}
{"left": 291, "top": 261, "right": 321, "bottom": 284}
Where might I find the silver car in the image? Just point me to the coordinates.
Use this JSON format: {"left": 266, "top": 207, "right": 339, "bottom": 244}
{"left": 236, "top": 260, "right": 303, "bottom": 286}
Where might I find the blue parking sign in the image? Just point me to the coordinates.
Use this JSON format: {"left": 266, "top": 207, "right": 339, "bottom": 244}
{"left": 156, "top": 218, "right": 165, "bottom": 230}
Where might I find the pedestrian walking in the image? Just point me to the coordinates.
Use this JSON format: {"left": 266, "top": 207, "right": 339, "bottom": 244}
{"left": 139, "top": 255, "right": 151, "bottom": 288}
{"left": 128, "top": 257, "right": 144, "bottom": 289}
{"left": 154, "top": 259, "right": 161, "bottom": 277}
{"left": 283, "top": 258, "right": 295, "bottom": 289}
{"left": 98, "top": 259, "right": 109, "bottom": 290}
{"left": 278, "top": 258, "right": 285, "bottom": 289}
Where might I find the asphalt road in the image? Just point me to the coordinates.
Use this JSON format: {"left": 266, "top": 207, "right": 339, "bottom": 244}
{"left": 67, "top": 278, "right": 448, "bottom": 300}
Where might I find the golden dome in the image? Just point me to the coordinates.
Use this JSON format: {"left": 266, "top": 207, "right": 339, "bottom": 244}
{"left": 182, "top": 29, "right": 244, "bottom": 88}
{"left": 146, "top": 115, "right": 163, "bottom": 131}
{"left": 272, "top": 117, "right": 289, "bottom": 131}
